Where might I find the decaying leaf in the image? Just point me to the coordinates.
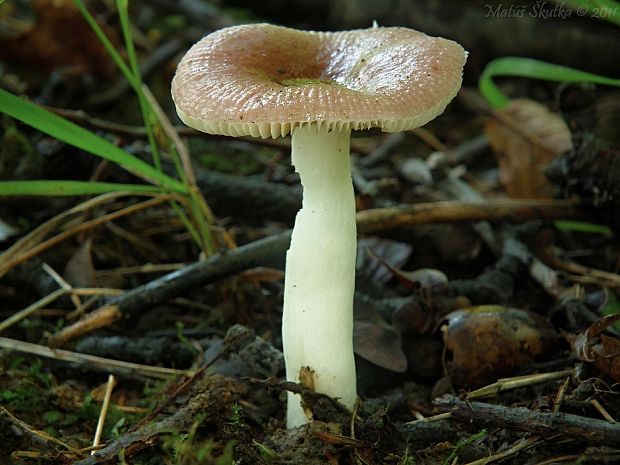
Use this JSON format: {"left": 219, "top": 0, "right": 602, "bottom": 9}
{"left": 63, "top": 237, "right": 98, "bottom": 289}
{"left": 443, "top": 305, "right": 558, "bottom": 387}
{"left": 0, "top": 0, "right": 118, "bottom": 77}
{"left": 363, "top": 243, "right": 447, "bottom": 292}
{"left": 485, "top": 99, "right": 573, "bottom": 198}
{"left": 354, "top": 297, "right": 408, "bottom": 373}
{"left": 357, "top": 237, "right": 413, "bottom": 284}
{"left": 572, "top": 314, "right": 620, "bottom": 382}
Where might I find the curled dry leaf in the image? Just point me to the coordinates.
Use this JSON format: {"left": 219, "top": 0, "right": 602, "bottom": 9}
{"left": 352, "top": 238, "right": 412, "bottom": 372}
{"left": 485, "top": 99, "right": 573, "bottom": 199}
{"left": 63, "top": 237, "right": 98, "bottom": 289}
{"left": 443, "top": 305, "right": 558, "bottom": 387}
{"left": 571, "top": 314, "right": 620, "bottom": 382}
{"left": 354, "top": 297, "right": 408, "bottom": 373}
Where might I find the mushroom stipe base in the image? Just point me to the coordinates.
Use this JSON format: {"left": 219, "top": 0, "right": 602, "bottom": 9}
{"left": 282, "top": 125, "right": 357, "bottom": 428}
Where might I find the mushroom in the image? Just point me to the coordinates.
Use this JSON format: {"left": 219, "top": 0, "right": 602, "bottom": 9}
{"left": 172, "top": 23, "right": 466, "bottom": 428}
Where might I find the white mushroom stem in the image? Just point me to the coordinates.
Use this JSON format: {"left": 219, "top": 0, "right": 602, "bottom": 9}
{"left": 282, "top": 124, "right": 357, "bottom": 428}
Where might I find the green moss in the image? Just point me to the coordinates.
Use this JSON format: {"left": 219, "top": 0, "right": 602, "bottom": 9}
{"left": 0, "top": 118, "right": 41, "bottom": 180}
{"left": 279, "top": 77, "right": 338, "bottom": 87}
{"left": 187, "top": 139, "right": 265, "bottom": 175}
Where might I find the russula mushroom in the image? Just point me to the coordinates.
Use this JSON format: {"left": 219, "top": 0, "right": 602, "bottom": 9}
{"left": 172, "top": 23, "right": 466, "bottom": 428}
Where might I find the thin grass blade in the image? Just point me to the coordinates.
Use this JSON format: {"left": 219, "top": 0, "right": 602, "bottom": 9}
{"left": 0, "top": 181, "right": 165, "bottom": 197}
{"left": 0, "top": 89, "right": 186, "bottom": 193}
{"left": 479, "top": 57, "right": 620, "bottom": 108}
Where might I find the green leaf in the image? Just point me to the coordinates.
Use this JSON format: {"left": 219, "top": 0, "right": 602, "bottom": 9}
{"left": 9, "top": 356, "right": 25, "bottom": 370}
{"left": 0, "top": 88, "right": 186, "bottom": 193}
{"left": 601, "top": 290, "right": 620, "bottom": 332}
{"left": 253, "top": 439, "right": 277, "bottom": 463}
{"left": 479, "top": 57, "right": 620, "bottom": 108}
{"left": 601, "top": 290, "right": 620, "bottom": 317}
{"left": 61, "top": 413, "right": 78, "bottom": 426}
{"left": 0, "top": 180, "right": 166, "bottom": 197}
{"left": 0, "top": 389, "right": 19, "bottom": 403}
{"left": 43, "top": 410, "right": 62, "bottom": 423}
{"left": 443, "top": 429, "right": 487, "bottom": 465}
{"left": 554, "top": 220, "right": 613, "bottom": 235}
{"left": 214, "top": 441, "right": 235, "bottom": 465}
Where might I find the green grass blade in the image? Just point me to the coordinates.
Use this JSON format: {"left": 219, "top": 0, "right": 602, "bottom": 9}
{"left": 554, "top": 220, "right": 613, "bottom": 235}
{"left": 601, "top": 291, "right": 620, "bottom": 332}
{"left": 0, "top": 181, "right": 165, "bottom": 196}
{"left": 479, "top": 57, "right": 620, "bottom": 108}
{"left": 0, "top": 89, "right": 186, "bottom": 193}
{"left": 72, "top": 0, "right": 137, "bottom": 90}
{"left": 116, "top": 0, "right": 161, "bottom": 171}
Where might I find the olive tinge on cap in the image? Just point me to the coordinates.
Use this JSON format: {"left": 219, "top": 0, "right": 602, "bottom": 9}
{"left": 171, "top": 23, "right": 467, "bottom": 139}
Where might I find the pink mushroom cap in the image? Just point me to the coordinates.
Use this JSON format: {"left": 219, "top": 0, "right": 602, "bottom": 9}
{"left": 172, "top": 23, "right": 467, "bottom": 139}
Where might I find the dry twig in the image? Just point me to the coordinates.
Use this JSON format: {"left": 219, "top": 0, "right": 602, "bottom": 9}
{"left": 435, "top": 396, "right": 620, "bottom": 446}
{"left": 0, "top": 337, "right": 194, "bottom": 379}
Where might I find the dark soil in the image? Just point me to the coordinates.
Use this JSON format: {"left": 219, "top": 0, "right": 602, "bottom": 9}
{"left": 1, "top": 1, "right": 620, "bottom": 464}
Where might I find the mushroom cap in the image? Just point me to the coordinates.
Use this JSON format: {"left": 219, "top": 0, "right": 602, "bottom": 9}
{"left": 172, "top": 23, "right": 466, "bottom": 139}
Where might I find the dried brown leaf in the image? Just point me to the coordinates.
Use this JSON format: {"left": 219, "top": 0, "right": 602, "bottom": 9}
{"left": 485, "top": 99, "right": 572, "bottom": 198}
{"left": 572, "top": 314, "right": 620, "bottom": 382}
{"left": 354, "top": 297, "right": 408, "bottom": 372}
{"left": 63, "top": 237, "right": 98, "bottom": 289}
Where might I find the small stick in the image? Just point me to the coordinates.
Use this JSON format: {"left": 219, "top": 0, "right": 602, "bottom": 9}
{"left": 357, "top": 199, "right": 585, "bottom": 234}
{"left": 539, "top": 229, "right": 620, "bottom": 287}
{"left": 411, "top": 127, "right": 447, "bottom": 151}
{"left": 91, "top": 375, "right": 117, "bottom": 454}
{"left": 552, "top": 376, "right": 571, "bottom": 414}
{"left": 0, "top": 194, "right": 177, "bottom": 277}
{"left": 0, "top": 337, "right": 194, "bottom": 379}
{"left": 45, "top": 199, "right": 587, "bottom": 346}
{"left": 142, "top": 85, "right": 197, "bottom": 189}
{"left": 590, "top": 398, "right": 616, "bottom": 423}
{"left": 462, "top": 436, "right": 541, "bottom": 465}
{"left": 0, "top": 288, "right": 67, "bottom": 333}
{"left": 0, "top": 406, "right": 83, "bottom": 455}
{"left": 0, "top": 286, "right": 124, "bottom": 334}
{"left": 71, "top": 288, "right": 124, "bottom": 297}
{"left": 0, "top": 192, "right": 158, "bottom": 277}
{"left": 534, "top": 455, "right": 581, "bottom": 465}
{"left": 403, "top": 412, "right": 453, "bottom": 427}
{"left": 359, "top": 132, "right": 405, "bottom": 167}
{"left": 42, "top": 262, "right": 82, "bottom": 309}
{"left": 435, "top": 395, "right": 620, "bottom": 446}
{"left": 428, "top": 134, "right": 489, "bottom": 170}
{"left": 48, "top": 231, "right": 292, "bottom": 347}
{"left": 465, "top": 369, "right": 575, "bottom": 400}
